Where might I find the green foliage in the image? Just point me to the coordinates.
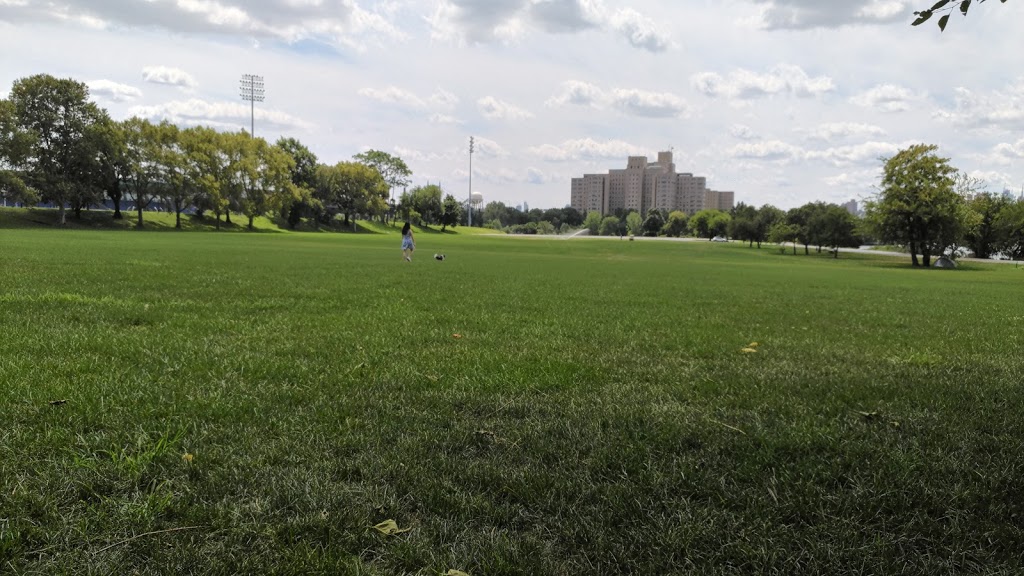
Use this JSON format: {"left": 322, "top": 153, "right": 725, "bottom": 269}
{"left": 599, "top": 215, "right": 621, "bottom": 236}
{"left": 865, "top": 144, "right": 963, "bottom": 267}
{"left": 624, "top": 211, "right": 642, "bottom": 236}
{"left": 641, "top": 208, "right": 664, "bottom": 237}
{"left": 812, "top": 205, "right": 861, "bottom": 257}
{"left": 912, "top": 0, "right": 1005, "bottom": 32}
{"left": 768, "top": 221, "right": 800, "bottom": 253}
{"left": 440, "top": 194, "right": 462, "bottom": 231}
{"left": 583, "top": 210, "right": 602, "bottom": 235}
{"left": 352, "top": 149, "right": 411, "bottom": 198}
{"left": 401, "top": 184, "right": 444, "bottom": 226}
{"left": 662, "top": 210, "right": 688, "bottom": 237}
{"left": 9, "top": 74, "right": 109, "bottom": 224}
{"left": 994, "top": 199, "right": 1024, "bottom": 259}
{"left": 689, "top": 209, "right": 731, "bottom": 239}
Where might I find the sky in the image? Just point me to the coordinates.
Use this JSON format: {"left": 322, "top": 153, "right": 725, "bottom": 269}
{"left": 1, "top": 0, "right": 1022, "bottom": 211}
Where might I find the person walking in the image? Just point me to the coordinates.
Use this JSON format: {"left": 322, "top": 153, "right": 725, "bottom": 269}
{"left": 401, "top": 221, "right": 415, "bottom": 261}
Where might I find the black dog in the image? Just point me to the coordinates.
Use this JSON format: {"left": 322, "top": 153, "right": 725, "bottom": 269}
{"left": 433, "top": 254, "right": 446, "bottom": 261}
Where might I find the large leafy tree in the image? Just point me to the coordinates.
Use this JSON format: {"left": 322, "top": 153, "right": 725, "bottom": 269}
{"left": 754, "top": 205, "right": 785, "bottom": 249}
{"left": 440, "top": 194, "right": 462, "bottom": 231}
{"left": 120, "top": 117, "right": 163, "bottom": 228}
{"left": 352, "top": 149, "right": 411, "bottom": 222}
{"left": 625, "top": 211, "right": 642, "bottom": 236}
{"left": 641, "top": 208, "right": 664, "bottom": 237}
{"left": 912, "top": 0, "right": 1006, "bottom": 32}
{"left": 811, "top": 205, "right": 860, "bottom": 258}
{"left": 182, "top": 126, "right": 230, "bottom": 229}
{"left": 994, "top": 199, "right": 1024, "bottom": 260}
{"left": 404, "top": 184, "right": 444, "bottom": 226}
{"left": 787, "top": 202, "right": 828, "bottom": 255}
{"left": 662, "top": 210, "right": 688, "bottom": 237}
{"left": 9, "top": 74, "right": 108, "bottom": 225}
{"left": 865, "top": 144, "right": 962, "bottom": 267}
{"left": 690, "top": 209, "right": 731, "bottom": 239}
{"left": 583, "top": 210, "right": 602, "bottom": 235}
{"left": 729, "top": 203, "right": 758, "bottom": 246}
{"left": 276, "top": 137, "right": 318, "bottom": 229}
{"left": 239, "top": 137, "right": 297, "bottom": 230}
{"left": 315, "top": 161, "right": 387, "bottom": 227}
{"left": 152, "top": 122, "right": 194, "bottom": 229}
{"left": 0, "top": 98, "right": 39, "bottom": 206}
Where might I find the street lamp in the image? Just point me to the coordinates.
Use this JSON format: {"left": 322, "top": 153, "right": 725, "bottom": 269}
{"left": 468, "top": 136, "right": 474, "bottom": 227}
{"left": 239, "top": 74, "right": 264, "bottom": 137}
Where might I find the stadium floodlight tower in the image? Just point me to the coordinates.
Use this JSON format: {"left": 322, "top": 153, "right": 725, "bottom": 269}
{"left": 239, "top": 74, "right": 265, "bottom": 137}
{"left": 467, "top": 136, "right": 474, "bottom": 226}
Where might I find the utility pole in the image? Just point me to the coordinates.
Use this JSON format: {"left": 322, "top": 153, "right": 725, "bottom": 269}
{"left": 468, "top": 136, "right": 474, "bottom": 227}
{"left": 239, "top": 74, "right": 264, "bottom": 137}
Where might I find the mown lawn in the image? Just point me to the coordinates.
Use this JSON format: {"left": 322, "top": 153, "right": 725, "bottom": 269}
{"left": 1, "top": 230, "right": 1023, "bottom": 574}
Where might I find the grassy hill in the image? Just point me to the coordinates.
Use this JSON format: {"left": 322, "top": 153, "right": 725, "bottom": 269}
{"left": 2, "top": 230, "right": 1022, "bottom": 574}
{"left": 0, "top": 206, "right": 495, "bottom": 236}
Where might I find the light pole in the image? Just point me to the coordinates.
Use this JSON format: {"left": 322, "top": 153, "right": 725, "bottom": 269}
{"left": 468, "top": 136, "right": 474, "bottom": 227}
{"left": 239, "top": 74, "right": 264, "bottom": 137}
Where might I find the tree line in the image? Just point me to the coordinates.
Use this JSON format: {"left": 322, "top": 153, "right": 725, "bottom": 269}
{"left": 0, "top": 74, "right": 474, "bottom": 231}
{"left": 571, "top": 143, "right": 1024, "bottom": 264}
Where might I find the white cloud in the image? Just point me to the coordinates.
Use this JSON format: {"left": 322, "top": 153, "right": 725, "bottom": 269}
{"left": 804, "top": 122, "right": 887, "bottom": 142}
{"left": 692, "top": 64, "right": 835, "bottom": 100}
{"left": 729, "top": 140, "right": 804, "bottom": 162}
{"left": 933, "top": 80, "right": 1024, "bottom": 132}
{"left": 359, "top": 86, "right": 459, "bottom": 114}
{"left": 751, "top": 0, "right": 911, "bottom": 30}
{"left": 142, "top": 66, "right": 198, "bottom": 89}
{"left": 807, "top": 141, "right": 907, "bottom": 167}
{"left": 529, "top": 138, "right": 646, "bottom": 161}
{"left": 429, "top": 113, "right": 462, "bottom": 125}
{"left": 729, "top": 124, "right": 758, "bottom": 140}
{"left": 849, "top": 84, "right": 919, "bottom": 112}
{"left": 127, "top": 98, "right": 311, "bottom": 132}
{"left": 993, "top": 138, "right": 1024, "bottom": 160}
{"left": 87, "top": 79, "right": 142, "bottom": 102}
{"left": 610, "top": 89, "right": 689, "bottom": 118}
{"left": 607, "top": 8, "right": 672, "bottom": 52}
{"left": 478, "top": 96, "right": 534, "bottom": 120}
{"left": 546, "top": 80, "right": 604, "bottom": 107}
{"left": 428, "top": 0, "right": 671, "bottom": 52}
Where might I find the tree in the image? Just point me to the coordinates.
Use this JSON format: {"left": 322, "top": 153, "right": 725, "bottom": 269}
{"left": 625, "top": 211, "right": 642, "bottom": 236}
{"left": 812, "top": 205, "right": 860, "bottom": 258}
{"left": 662, "top": 210, "right": 688, "bottom": 237}
{"left": 277, "top": 137, "right": 318, "bottom": 229}
{"left": 0, "top": 98, "right": 39, "bottom": 206}
{"left": 583, "top": 210, "right": 602, "bottom": 235}
{"left": 352, "top": 149, "right": 411, "bottom": 222}
{"left": 729, "top": 203, "right": 758, "bottom": 246}
{"left": 912, "top": 0, "right": 1005, "bottom": 32}
{"left": 152, "top": 122, "right": 193, "bottom": 229}
{"left": 440, "top": 194, "right": 462, "bottom": 231}
{"left": 641, "top": 208, "right": 664, "bottom": 237}
{"left": 119, "top": 117, "right": 163, "bottom": 228}
{"left": 994, "top": 199, "right": 1024, "bottom": 260}
{"left": 599, "top": 216, "right": 620, "bottom": 236}
{"left": 9, "top": 74, "right": 109, "bottom": 225}
{"left": 786, "top": 202, "right": 828, "bottom": 255}
{"left": 754, "top": 205, "right": 785, "bottom": 249}
{"left": 689, "top": 209, "right": 731, "bottom": 239}
{"left": 182, "top": 126, "right": 229, "bottom": 229}
{"left": 769, "top": 222, "right": 800, "bottom": 254}
{"left": 536, "top": 221, "right": 556, "bottom": 235}
{"left": 865, "top": 144, "right": 962, "bottom": 267}
{"left": 239, "top": 137, "right": 297, "bottom": 230}
{"left": 405, "top": 184, "right": 443, "bottom": 226}
{"left": 315, "top": 162, "right": 388, "bottom": 227}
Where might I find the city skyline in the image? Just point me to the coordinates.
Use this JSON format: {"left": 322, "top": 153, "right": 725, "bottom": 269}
{"left": 1, "top": 1, "right": 1022, "bottom": 211}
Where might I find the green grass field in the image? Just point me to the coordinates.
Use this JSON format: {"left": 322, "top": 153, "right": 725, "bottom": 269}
{"left": 2, "top": 228, "right": 1023, "bottom": 574}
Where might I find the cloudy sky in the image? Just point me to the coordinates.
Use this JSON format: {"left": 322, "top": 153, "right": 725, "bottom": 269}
{"left": 1, "top": 0, "right": 1022, "bottom": 210}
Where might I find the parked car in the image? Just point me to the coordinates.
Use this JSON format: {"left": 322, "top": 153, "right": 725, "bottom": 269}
{"left": 711, "top": 236, "right": 729, "bottom": 242}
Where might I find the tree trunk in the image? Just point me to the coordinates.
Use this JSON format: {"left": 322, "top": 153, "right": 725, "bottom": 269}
{"left": 922, "top": 250, "right": 931, "bottom": 267}
{"left": 804, "top": 244, "right": 809, "bottom": 255}
{"left": 756, "top": 241, "right": 761, "bottom": 248}
{"left": 215, "top": 211, "right": 222, "bottom": 230}
{"left": 225, "top": 212, "right": 232, "bottom": 225}
{"left": 910, "top": 241, "right": 920, "bottom": 267}
{"left": 248, "top": 214, "right": 254, "bottom": 230}
{"left": 58, "top": 204, "right": 66, "bottom": 226}
{"left": 792, "top": 242, "right": 796, "bottom": 255}
{"left": 137, "top": 205, "right": 144, "bottom": 228}
{"left": 175, "top": 209, "right": 182, "bottom": 229}
{"left": 111, "top": 189, "right": 123, "bottom": 219}
{"left": 833, "top": 247, "right": 838, "bottom": 259}
{"left": 73, "top": 205, "right": 82, "bottom": 220}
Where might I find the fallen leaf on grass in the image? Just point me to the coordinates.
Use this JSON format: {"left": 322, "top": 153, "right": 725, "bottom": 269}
{"left": 748, "top": 342, "right": 759, "bottom": 348}
{"left": 740, "top": 348, "right": 758, "bottom": 354}
{"left": 857, "top": 411, "right": 880, "bottom": 421}
{"left": 182, "top": 453, "right": 194, "bottom": 463}
{"left": 48, "top": 399, "right": 68, "bottom": 406}
{"left": 452, "top": 333, "right": 463, "bottom": 339}
{"left": 446, "top": 570, "right": 471, "bottom": 576}
{"left": 372, "top": 519, "right": 410, "bottom": 536}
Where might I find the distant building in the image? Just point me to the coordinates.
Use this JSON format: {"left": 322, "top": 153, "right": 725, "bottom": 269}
{"left": 570, "top": 150, "right": 735, "bottom": 216}
{"left": 842, "top": 199, "right": 859, "bottom": 216}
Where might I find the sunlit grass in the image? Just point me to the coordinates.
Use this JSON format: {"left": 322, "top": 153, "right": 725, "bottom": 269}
{"left": 2, "top": 229, "right": 1023, "bottom": 574}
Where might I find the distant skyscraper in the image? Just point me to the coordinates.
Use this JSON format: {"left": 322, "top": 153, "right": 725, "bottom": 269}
{"left": 570, "top": 150, "right": 734, "bottom": 216}
{"left": 842, "top": 199, "right": 859, "bottom": 216}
